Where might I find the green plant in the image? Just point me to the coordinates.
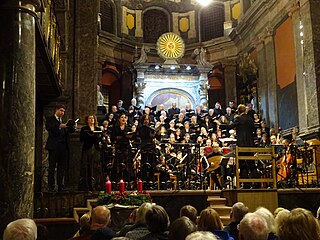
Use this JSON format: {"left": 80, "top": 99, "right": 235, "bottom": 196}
{"left": 97, "top": 191, "right": 152, "bottom": 206}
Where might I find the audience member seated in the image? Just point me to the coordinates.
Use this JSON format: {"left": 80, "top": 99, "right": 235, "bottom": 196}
{"left": 197, "top": 208, "right": 234, "bottom": 240}
{"left": 223, "top": 202, "right": 249, "bottom": 240}
{"left": 277, "top": 208, "right": 320, "bottom": 240}
{"left": 72, "top": 212, "right": 91, "bottom": 238}
{"left": 274, "top": 209, "right": 289, "bottom": 237}
{"left": 138, "top": 205, "right": 170, "bottom": 240}
{"left": 179, "top": 205, "right": 198, "bottom": 225}
{"left": 168, "top": 216, "right": 196, "bottom": 240}
{"left": 73, "top": 205, "right": 115, "bottom": 240}
{"left": 116, "top": 208, "right": 138, "bottom": 237}
{"left": 125, "top": 202, "right": 153, "bottom": 239}
{"left": 254, "top": 207, "right": 277, "bottom": 240}
{"left": 185, "top": 231, "right": 218, "bottom": 240}
{"left": 3, "top": 218, "right": 37, "bottom": 240}
{"left": 238, "top": 212, "right": 268, "bottom": 240}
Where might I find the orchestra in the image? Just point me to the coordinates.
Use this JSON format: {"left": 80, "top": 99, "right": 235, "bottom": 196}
{"left": 81, "top": 99, "right": 315, "bottom": 190}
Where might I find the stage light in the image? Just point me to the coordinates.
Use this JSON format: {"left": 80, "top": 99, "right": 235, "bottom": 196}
{"left": 196, "top": 0, "right": 213, "bottom": 6}
{"left": 170, "top": 65, "right": 176, "bottom": 70}
{"left": 155, "top": 65, "right": 160, "bottom": 70}
{"left": 186, "top": 65, "right": 191, "bottom": 71}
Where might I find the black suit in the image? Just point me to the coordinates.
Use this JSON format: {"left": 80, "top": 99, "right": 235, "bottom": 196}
{"left": 226, "top": 114, "right": 257, "bottom": 186}
{"left": 45, "top": 115, "right": 75, "bottom": 191}
{"left": 229, "top": 114, "right": 255, "bottom": 147}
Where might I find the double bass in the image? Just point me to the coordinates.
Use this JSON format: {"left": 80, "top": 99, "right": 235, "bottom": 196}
{"left": 277, "top": 143, "right": 294, "bottom": 181}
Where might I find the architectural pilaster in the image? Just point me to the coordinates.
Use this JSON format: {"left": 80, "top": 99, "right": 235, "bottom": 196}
{"left": 293, "top": 0, "right": 320, "bottom": 139}
{"left": 223, "top": 61, "right": 237, "bottom": 106}
{"left": 264, "top": 33, "right": 278, "bottom": 129}
{"left": 73, "top": 0, "right": 99, "bottom": 122}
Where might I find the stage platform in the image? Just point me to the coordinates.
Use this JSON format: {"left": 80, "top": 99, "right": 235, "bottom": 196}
{"left": 33, "top": 188, "right": 320, "bottom": 240}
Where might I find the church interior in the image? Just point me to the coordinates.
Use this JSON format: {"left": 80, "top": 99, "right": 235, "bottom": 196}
{"left": 1, "top": 0, "right": 320, "bottom": 239}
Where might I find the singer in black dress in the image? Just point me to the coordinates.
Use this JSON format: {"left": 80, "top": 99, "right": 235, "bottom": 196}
{"left": 111, "top": 113, "right": 133, "bottom": 182}
{"left": 79, "top": 115, "right": 102, "bottom": 191}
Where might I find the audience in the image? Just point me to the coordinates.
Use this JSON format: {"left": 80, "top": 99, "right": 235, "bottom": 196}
{"left": 139, "top": 205, "right": 170, "bottom": 240}
{"left": 125, "top": 202, "right": 153, "bottom": 239}
{"left": 73, "top": 205, "right": 115, "bottom": 240}
{"left": 185, "top": 231, "right": 218, "bottom": 240}
{"left": 238, "top": 212, "right": 268, "bottom": 240}
{"left": 277, "top": 208, "right": 320, "bottom": 240}
{"left": 72, "top": 212, "right": 91, "bottom": 238}
{"left": 116, "top": 208, "right": 138, "bottom": 237}
{"left": 168, "top": 216, "right": 196, "bottom": 240}
{"left": 224, "top": 202, "right": 248, "bottom": 240}
{"left": 179, "top": 205, "right": 198, "bottom": 224}
{"left": 198, "top": 207, "right": 234, "bottom": 240}
{"left": 3, "top": 218, "right": 37, "bottom": 240}
{"left": 254, "top": 207, "right": 277, "bottom": 240}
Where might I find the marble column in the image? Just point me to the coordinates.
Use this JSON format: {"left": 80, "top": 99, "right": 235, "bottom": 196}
{"left": 293, "top": 0, "right": 320, "bottom": 138}
{"left": 255, "top": 40, "right": 269, "bottom": 123}
{"left": 0, "top": 0, "right": 41, "bottom": 229}
{"left": 223, "top": 63, "right": 237, "bottom": 106}
{"left": 264, "top": 34, "right": 278, "bottom": 129}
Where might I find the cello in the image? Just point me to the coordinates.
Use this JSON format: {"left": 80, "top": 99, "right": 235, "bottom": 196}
{"left": 277, "top": 140, "right": 294, "bottom": 181}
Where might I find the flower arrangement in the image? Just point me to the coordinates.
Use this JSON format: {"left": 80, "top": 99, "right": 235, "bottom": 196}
{"left": 97, "top": 191, "right": 152, "bottom": 207}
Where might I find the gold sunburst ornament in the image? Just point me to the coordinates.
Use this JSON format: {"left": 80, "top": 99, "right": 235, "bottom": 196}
{"left": 157, "top": 32, "right": 185, "bottom": 63}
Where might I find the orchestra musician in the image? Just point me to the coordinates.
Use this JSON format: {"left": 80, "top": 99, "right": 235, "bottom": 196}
{"left": 79, "top": 115, "right": 102, "bottom": 191}
{"left": 277, "top": 138, "right": 296, "bottom": 184}
{"left": 207, "top": 142, "right": 226, "bottom": 190}
{"left": 155, "top": 155, "right": 172, "bottom": 187}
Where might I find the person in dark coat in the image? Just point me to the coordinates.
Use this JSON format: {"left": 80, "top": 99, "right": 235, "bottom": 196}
{"left": 45, "top": 104, "right": 76, "bottom": 192}
{"left": 216, "top": 104, "right": 257, "bottom": 187}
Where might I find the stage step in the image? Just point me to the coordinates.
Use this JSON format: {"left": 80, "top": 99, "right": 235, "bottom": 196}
{"left": 207, "top": 196, "right": 231, "bottom": 225}
{"left": 207, "top": 197, "right": 227, "bottom": 206}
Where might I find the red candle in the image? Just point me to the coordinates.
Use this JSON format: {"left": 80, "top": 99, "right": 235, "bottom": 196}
{"left": 137, "top": 179, "right": 143, "bottom": 193}
{"left": 119, "top": 179, "right": 125, "bottom": 193}
{"left": 105, "top": 179, "right": 112, "bottom": 193}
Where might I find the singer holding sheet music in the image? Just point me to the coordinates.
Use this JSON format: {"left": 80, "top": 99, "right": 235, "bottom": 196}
{"left": 45, "top": 104, "right": 76, "bottom": 192}
{"left": 79, "top": 115, "right": 102, "bottom": 191}
{"left": 111, "top": 112, "right": 133, "bottom": 182}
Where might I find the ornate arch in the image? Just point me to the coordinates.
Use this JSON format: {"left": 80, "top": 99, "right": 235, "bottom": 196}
{"left": 146, "top": 88, "right": 196, "bottom": 110}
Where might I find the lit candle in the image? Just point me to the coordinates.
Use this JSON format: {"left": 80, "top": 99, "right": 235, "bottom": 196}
{"left": 137, "top": 179, "right": 143, "bottom": 193}
{"left": 105, "top": 179, "right": 112, "bottom": 193}
{"left": 119, "top": 179, "right": 125, "bottom": 193}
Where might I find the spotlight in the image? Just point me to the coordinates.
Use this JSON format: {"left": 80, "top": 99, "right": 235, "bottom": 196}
{"left": 170, "top": 65, "right": 176, "bottom": 70}
{"left": 186, "top": 65, "right": 191, "bottom": 71}
{"left": 196, "top": 0, "right": 213, "bottom": 6}
{"left": 155, "top": 65, "right": 160, "bottom": 70}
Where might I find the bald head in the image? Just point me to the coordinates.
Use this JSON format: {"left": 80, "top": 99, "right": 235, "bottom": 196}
{"left": 91, "top": 206, "right": 111, "bottom": 230}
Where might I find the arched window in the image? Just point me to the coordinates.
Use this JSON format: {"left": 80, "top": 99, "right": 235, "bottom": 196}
{"left": 100, "top": 0, "right": 114, "bottom": 34}
{"left": 143, "top": 9, "right": 169, "bottom": 43}
{"left": 200, "top": 3, "right": 225, "bottom": 42}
